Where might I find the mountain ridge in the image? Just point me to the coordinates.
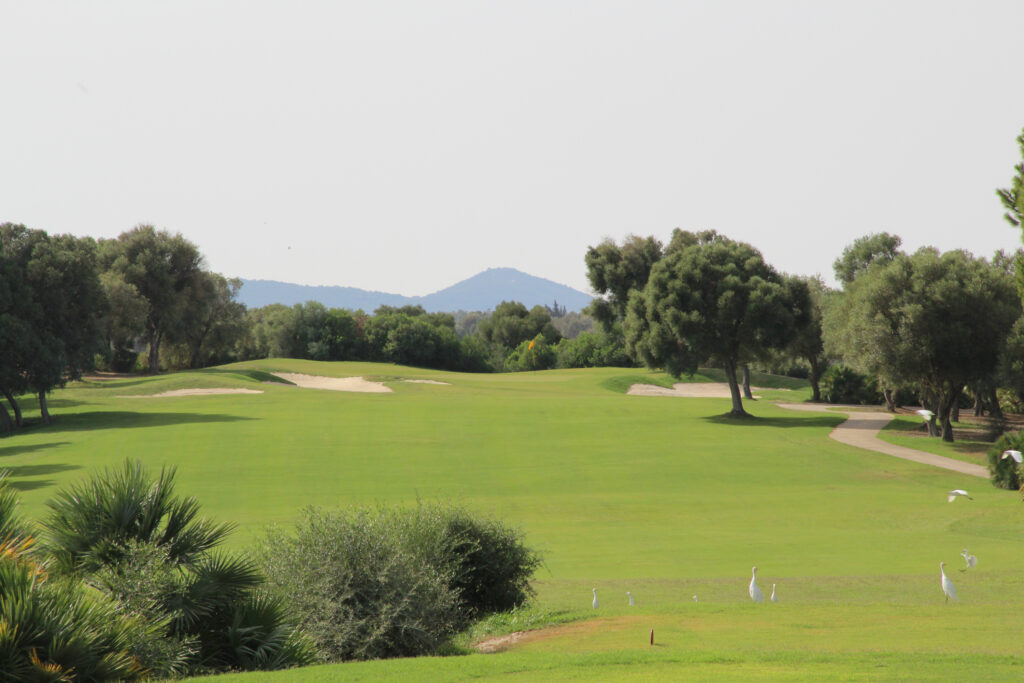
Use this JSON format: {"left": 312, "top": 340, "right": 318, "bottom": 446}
{"left": 238, "top": 267, "right": 594, "bottom": 313}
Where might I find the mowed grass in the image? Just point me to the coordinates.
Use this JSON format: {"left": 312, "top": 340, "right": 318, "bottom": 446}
{"left": 3, "top": 360, "right": 1024, "bottom": 680}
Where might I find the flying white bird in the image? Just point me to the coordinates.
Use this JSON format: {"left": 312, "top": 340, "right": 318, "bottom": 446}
{"left": 770, "top": 583, "right": 778, "bottom": 602}
{"left": 940, "top": 562, "right": 958, "bottom": 602}
{"left": 947, "top": 489, "right": 973, "bottom": 502}
{"left": 960, "top": 549, "right": 978, "bottom": 572}
{"left": 916, "top": 409, "right": 934, "bottom": 421}
{"left": 1001, "top": 450, "right": 1023, "bottom": 464}
{"left": 749, "top": 566, "right": 763, "bottom": 603}
{"left": 627, "top": 591, "right": 635, "bottom": 606}
{"left": 592, "top": 588, "right": 599, "bottom": 609}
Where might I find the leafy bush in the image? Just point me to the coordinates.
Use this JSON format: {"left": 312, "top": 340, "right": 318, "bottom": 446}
{"left": 258, "top": 506, "right": 460, "bottom": 661}
{"left": 257, "top": 503, "right": 541, "bottom": 662}
{"left": 988, "top": 432, "right": 1024, "bottom": 490}
{"left": 439, "top": 508, "right": 542, "bottom": 615}
{"left": 820, "top": 365, "right": 883, "bottom": 405}
{"left": 505, "top": 335, "right": 558, "bottom": 371}
{"left": 556, "top": 331, "right": 633, "bottom": 368}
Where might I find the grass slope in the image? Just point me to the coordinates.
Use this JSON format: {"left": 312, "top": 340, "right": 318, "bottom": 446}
{"left": 2, "top": 361, "right": 1023, "bottom": 680}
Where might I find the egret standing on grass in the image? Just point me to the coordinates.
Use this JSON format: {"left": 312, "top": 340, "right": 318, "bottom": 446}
{"left": 940, "top": 562, "right": 958, "bottom": 602}
{"left": 947, "top": 489, "right": 972, "bottom": 502}
{"left": 592, "top": 588, "right": 599, "bottom": 609}
{"left": 749, "top": 567, "right": 763, "bottom": 603}
{"left": 960, "top": 549, "right": 978, "bottom": 572}
{"left": 627, "top": 591, "right": 635, "bottom": 606}
{"left": 770, "top": 583, "right": 778, "bottom": 602}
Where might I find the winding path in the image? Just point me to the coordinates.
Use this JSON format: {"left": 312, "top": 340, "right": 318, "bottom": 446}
{"left": 778, "top": 403, "right": 988, "bottom": 479}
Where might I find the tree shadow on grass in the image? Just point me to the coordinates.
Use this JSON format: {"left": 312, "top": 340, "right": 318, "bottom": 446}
{"left": 35, "top": 411, "right": 256, "bottom": 434}
{"left": 1, "top": 463, "right": 84, "bottom": 492}
{"left": 701, "top": 414, "right": 845, "bottom": 429}
{"left": 0, "top": 442, "right": 72, "bottom": 459}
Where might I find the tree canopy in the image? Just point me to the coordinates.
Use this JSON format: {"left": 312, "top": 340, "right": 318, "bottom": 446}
{"left": 624, "top": 230, "right": 807, "bottom": 417}
{"left": 825, "top": 247, "right": 1019, "bottom": 441}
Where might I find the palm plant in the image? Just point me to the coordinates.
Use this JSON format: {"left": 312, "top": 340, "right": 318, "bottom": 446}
{"left": 0, "top": 472, "right": 143, "bottom": 681}
{"left": 42, "top": 460, "right": 234, "bottom": 574}
{"left": 42, "top": 461, "right": 314, "bottom": 675}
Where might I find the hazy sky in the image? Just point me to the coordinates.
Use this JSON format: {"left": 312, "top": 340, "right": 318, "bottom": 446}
{"left": 4, "top": 1, "right": 1024, "bottom": 296}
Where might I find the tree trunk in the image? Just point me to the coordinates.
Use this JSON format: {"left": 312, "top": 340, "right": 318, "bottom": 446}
{"left": 1, "top": 388, "right": 22, "bottom": 427}
{"left": 724, "top": 360, "right": 750, "bottom": 417}
{"left": 938, "top": 387, "right": 961, "bottom": 443}
{"left": 809, "top": 360, "right": 822, "bottom": 402}
{"left": 972, "top": 387, "right": 983, "bottom": 417}
{"left": 148, "top": 328, "right": 162, "bottom": 374}
{"left": 0, "top": 401, "right": 11, "bottom": 434}
{"left": 742, "top": 365, "right": 754, "bottom": 399}
{"left": 883, "top": 388, "right": 896, "bottom": 412}
{"left": 38, "top": 390, "right": 51, "bottom": 425}
{"left": 987, "top": 387, "right": 1004, "bottom": 419}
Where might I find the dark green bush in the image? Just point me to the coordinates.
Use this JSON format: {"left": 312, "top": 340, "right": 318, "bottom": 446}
{"left": 256, "top": 503, "right": 541, "bottom": 662}
{"left": 440, "top": 509, "right": 542, "bottom": 615}
{"left": 820, "top": 365, "right": 883, "bottom": 405}
{"left": 988, "top": 432, "right": 1024, "bottom": 490}
{"left": 505, "top": 335, "right": 558, "bottom": 371}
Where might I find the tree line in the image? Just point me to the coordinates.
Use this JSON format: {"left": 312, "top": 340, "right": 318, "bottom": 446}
{"left": 586, "top": 126, "right": 1024, "bottom": 443}
{"left": 3, "top": 127, "right": 1023, "bottom": 439}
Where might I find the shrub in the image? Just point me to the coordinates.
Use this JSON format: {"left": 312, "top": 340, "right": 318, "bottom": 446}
{"left": 256, "top": 503, "right": 541, "bottom": 662}
{"left": 820, "top": 365, "right": 882, "bottom": 405}
{"left": 505, "top": 335, "right": 558, "bottom": 371}
{"left": 988, "top": 432, "right": 1024, "bottom": 491}
{"left": 439, "top": 508, "right": 542, "bottom": 615}
{"left": 556, "top": 332, "right": 633, "bottom": 368}
{"left": 257, "top": 506, "right": 460, "bottom": 661}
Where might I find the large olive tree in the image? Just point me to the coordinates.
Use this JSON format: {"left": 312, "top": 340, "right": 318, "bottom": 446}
{"left": 624, "top": 230, "right": 807, "bottom": 417}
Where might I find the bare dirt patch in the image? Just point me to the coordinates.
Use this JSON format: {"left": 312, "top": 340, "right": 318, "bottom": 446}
{"left": 271, "top": 372, "right": 392, "bottom": 393}
{"left": 627, "top": 382, "right": 778, "bottom": 398}
{"left": 474, "top": 631, "right": 527, "bottom": 653}
{"left": 119, "top": 388, "right": 264, "bottom": 398}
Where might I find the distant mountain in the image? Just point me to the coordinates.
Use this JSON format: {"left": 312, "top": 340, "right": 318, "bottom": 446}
{"left": 238, "top": 268, "right": 594, "bottom": 313}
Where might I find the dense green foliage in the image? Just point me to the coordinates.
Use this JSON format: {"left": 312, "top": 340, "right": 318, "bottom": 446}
{"left": 40, "top": 461, "right": 314, "bottom": 676}
{"left": 819, "top": 364, "right": 883, "bottom": 405}
{"left": 256, "top": 503, "right": 540, "bottom": 662}
{"left": 625, "top": 230, "right": 809, "bottom": 416}
{"left": 987, "top": 432, "right": 1024, "bottom": 490}
{"left": 825, "top": 248, "right": 1019, "bottom": 441}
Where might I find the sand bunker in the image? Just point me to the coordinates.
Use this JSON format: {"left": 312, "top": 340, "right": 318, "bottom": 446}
{"left": 120, "top": 388, "right": 264, "bottom": 398}
{"left": 272, "top": 372, "right": 392, "bottom": 393}
{"left": 404, "top": 379, "right": 450, "bottom": 385}
{"left": 627, "top": 382, "right": 779, "bottom": 398}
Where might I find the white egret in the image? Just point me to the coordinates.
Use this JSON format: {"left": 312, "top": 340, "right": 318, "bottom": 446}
{"left": 940, "top": 562, "right": 958, "bottom": 602}
{"left": 1001, "top": 450, "right": 1023, "bottom": 464}
{"left": 960, "top": 549, "right": 977, "bottom": 572}
{"left": 592, "top": 588, "right": 599, "bottom": 609}
{"left": 749, "top": 566, "right": 763, "bottom": 603}
{"left": 627, "top": 591, "right": 635, "bottom": 606}
{"left": 692, "top": 595, "right": 698, "bottom": 602}
{"left": 770, "top": 583, "right": 778, "bottom": 602}
{"left": 947, "top": 489, "right": 972, "bottom": 502}
{"left": 915, "top": 409, "right": 934, "bottom": 421}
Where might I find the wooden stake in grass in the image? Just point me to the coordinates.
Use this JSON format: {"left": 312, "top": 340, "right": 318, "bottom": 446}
{"left": 650, "top": 628, "right": 654, "bottom": 645}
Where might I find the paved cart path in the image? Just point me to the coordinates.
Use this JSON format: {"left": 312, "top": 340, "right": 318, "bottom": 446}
{"left": 778, "top": 403, "right": 988, "bottom": 479}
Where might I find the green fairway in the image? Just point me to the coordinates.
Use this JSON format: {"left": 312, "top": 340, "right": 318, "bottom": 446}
{"left": 3, "top": 360, "right": 1024, "bottom": 680}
